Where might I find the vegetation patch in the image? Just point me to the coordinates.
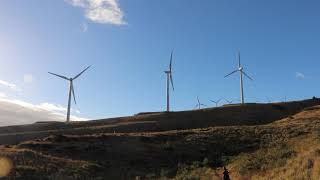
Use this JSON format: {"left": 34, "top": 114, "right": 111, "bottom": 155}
{"left": 232, "top": 143, "right": 296, "bottom": 175}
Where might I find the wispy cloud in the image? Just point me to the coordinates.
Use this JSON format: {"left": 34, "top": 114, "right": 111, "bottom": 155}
{"left": 295, "top": 72, "right": 310, "bottom": 79}
{"left": 38, "top": 103, "right": 67, "bottom": 112}
{"left": 66, "top": 0, "right": 126, "bottom": 25}
{"left": 0, "top": 79, "right": 20, "bottom": 91}
{"left": 296, "top": 72, "right": 305, "bottom": 79}
{"left": 0, "top": 95, "right": 88, "bottom": 127}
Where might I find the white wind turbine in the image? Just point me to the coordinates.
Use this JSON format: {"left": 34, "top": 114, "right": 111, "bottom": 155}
{"left": 224, "top": 51, "right": 253, "bottom": 104}
{"left": 195, "top": 97, "right": 206, "bottom": 110}
{"left": 164, "top": 50, "right": 175, "bottom": 112}
{"left": 210, "top": 99, "right": 222, "bottom": 107}
{"left": 48, "top": 66, "right": 91, "bottom": 122}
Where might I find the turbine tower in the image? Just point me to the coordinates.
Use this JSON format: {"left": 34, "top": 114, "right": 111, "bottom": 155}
{"left": 164, "top": 50, "right": 174, "bottom": 112}
{"left": 224, "top": 51, "right": 253, "bottom": 104}
{"left": 195, "top": 97, "right": 206, "bottom": 110}
{"left": 48, "top": 66, "right": 91, "bottom": 122}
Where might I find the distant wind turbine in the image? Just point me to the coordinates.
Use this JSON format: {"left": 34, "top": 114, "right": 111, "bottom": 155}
{"left": 210, "top": 99, "right": 222, "bottom": 107}
{"left": 48, "top": 66, "right": 91, "bottom": 122}
{"left": 224, "top": 99, "right": 233, "bottom": 104}
{"left": 164, "top": 50, "right": 175, "bottom": 112}
{"left": 225, "top": 51, "right": 253, "bottom": 104}
{"left": 195, "top": 97, "right": 206, "bottom": 110}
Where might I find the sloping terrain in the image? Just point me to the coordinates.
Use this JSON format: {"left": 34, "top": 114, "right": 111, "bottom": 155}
{"left": 0, "top": 99, "right": 320, "bottom": 179}
{"left": 0, "top": 98, "right": 319, "bottom": 145}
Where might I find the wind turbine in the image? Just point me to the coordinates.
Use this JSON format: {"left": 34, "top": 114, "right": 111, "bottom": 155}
{"left": 164, "top": 50, "right": 174, "bottom": 112}
{"left": 224, "top": 51, "right": 253, "bottom": 104}
{"left": 48, "top": 66, "right": 91, "bottom": 122}
{"left": 210, "top": 99, "right": 222, "bottom": 107}
{"left": 195, "top": 97, "right": 206, "bottom": 110}
{"left": 224, "top": 98, "right": 233, "bottom": 104}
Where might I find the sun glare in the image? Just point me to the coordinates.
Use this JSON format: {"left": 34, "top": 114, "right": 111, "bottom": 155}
{"left": 0, "top": 157, "right": 13, "bottom": 177}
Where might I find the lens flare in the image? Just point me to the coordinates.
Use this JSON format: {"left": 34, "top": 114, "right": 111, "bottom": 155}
{"left": 0, "top": 157, "right": 13, "bottom": 177}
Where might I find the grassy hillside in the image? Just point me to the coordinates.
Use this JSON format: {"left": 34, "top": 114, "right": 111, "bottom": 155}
{"left": 0, "top": 98, "right": 319, "bottom": 145}
{"left": 170, "top": 106, "right": 320, "bottom": 180}
{"left": 0, "top": 99, "right": 320, "bottom": 179}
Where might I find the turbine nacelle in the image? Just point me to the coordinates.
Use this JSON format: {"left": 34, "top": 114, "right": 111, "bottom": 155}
{"left": 238, "top": 67, "right": 243, "bottom": 71}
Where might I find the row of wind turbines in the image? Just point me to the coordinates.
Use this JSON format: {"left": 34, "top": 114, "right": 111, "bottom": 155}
{"left": 165, "top": 50, "right": 253, "bottom": 112}
{"left": 48, "top": 50, "right": 252, "bottom": 122}
{"left": 194, "top": 98, "right": 239, "bottom": 110}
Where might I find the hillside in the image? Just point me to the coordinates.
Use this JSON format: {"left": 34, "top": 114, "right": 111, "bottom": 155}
{"left": 0, "top": 99, "right": 320, "bottom": 179}
{"left": 0, "top": 98, "right": 319, "bottom": 145}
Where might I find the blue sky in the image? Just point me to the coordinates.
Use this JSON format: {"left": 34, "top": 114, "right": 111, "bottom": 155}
{"left": 0, "top": 0, "right": 319, "bottom": 123}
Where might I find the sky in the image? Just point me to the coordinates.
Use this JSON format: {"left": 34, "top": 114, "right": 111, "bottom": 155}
{"left": 0, "top": 0, "right": 320, "bottom": 126}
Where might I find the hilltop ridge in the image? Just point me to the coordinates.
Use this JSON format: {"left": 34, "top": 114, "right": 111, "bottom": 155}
{"left": 0, "top": 98, "right": 319, "bottom": 145}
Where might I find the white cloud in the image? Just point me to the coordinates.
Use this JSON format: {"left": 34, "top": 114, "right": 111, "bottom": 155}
{"left": 0, "top": 79, "right": 21, "bottom": 91}
{"left": 0, "top": 96, "right": 88, "bottom": 127}
{"left": 23, "top": 74, "right": 34, "bottom": 84}
{"left": 66, "top": 0, "right": 126, "bottom": 25}
{"left": 38, "top": 103, "right": 67, "bottom": 112}
{"left": 0, "top": 93, "right": 6, "bottom": 98}
{"left": 81, "top": 22, "right": 89, "bottom": 32}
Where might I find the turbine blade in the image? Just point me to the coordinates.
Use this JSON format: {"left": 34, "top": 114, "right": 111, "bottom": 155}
{"left": 73, "top": 65, "right": 91, "bottom": 80}
{"left": 238, "top": 51, "right": 241, "bottom": 68}
{"left": 48, "top": 72, "right": 69, "bottom": 80}
{"left": 210, "top": 100, "right": 216, "bottom": 103}
{"left": 242, "top": 71, "right": 253, "bottom": 81}
{"left": 224, "top": 70, "right": 238, "bottom": 78}
{"left": 169, "top": 50, "right": 173, "bottom": 72}
{"left": 170, "top": 74, "right": 174, "bottom": 91}
{"left": 224, "top": 99, "right": 231, "bottom": 103}
{"left": 71, "top": 83, "right": 76, "bottom": 105}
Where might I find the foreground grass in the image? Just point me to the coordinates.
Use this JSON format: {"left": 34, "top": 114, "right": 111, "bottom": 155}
{"left": 0, "top": 147, "right": 102, "bottom": 179}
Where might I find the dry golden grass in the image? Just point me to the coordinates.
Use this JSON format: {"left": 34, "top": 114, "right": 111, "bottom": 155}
{"left": 0, "top": 147, "right": 100, "bottom": 179}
